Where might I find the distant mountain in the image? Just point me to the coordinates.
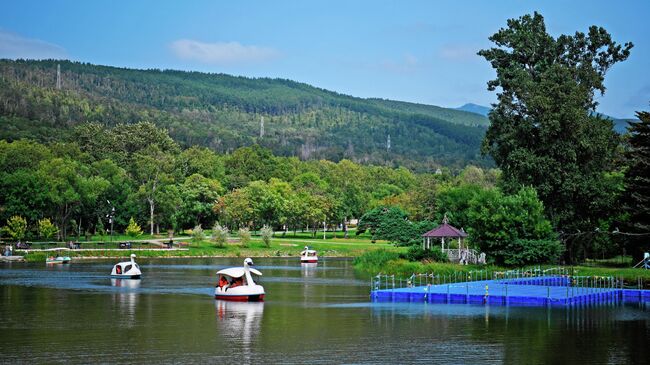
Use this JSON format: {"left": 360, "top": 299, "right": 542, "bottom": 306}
{"left": 591, "top": 112, "right": 638, "bottom": 134}
{"left": 370, "top": 99, "right": 489, "bottom": 127}
{"left": 0, "top": 59, "right": 492, "bottom": 170}
{"left": 455, "top": 103, "right": 637, "bottom": 134}
{"left": 596, "top": 114, "right": 637, "bottom": 134}
{"left": 455, "top": 103, "right": 491, "bottom": 117}
{"left": 610, "top": 118, "right": 632, "bottom": 134}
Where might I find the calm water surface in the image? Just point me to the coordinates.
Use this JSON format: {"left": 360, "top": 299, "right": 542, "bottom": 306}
{"left": 1, "top": 257, "right": 649, "bottom": 364}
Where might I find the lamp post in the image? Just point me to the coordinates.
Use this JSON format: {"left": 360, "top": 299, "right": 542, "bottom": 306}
{"left": 107, "top": 200, "right": 115, "bottom": 244}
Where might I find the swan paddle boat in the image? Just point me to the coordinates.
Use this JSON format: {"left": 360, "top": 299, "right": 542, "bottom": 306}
{"left": 110, "top": 254, "right": 142, "bottom": 279}
{"left": 46, "top": 255, "right": 71, "bottom": 264}
{"left": 215, "top": 258, "right": 265, "bottom": 302}
{"left": 45, "top": 249, "right": 71, "bottom": 264}
{"left": 300, "top": 246, "right": 318, "bottom": 263}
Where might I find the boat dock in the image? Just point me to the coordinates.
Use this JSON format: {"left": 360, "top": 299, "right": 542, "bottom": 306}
{"left": 371, "top": 270, "right": 650, "bottom": 307}
{"left": 0, "top": 256, "right": 25, "bottom": 262}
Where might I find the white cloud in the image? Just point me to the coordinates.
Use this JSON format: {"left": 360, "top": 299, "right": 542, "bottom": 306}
{"left": 169, "top": 39, "right": 279, "bottom": 65}
{"left": 0, "top": 30, "right": 67, "bottom": 59}
{"left": 380, "top": 53, "right": 422, "bottom": 74}
{"left": 439, "top": 45, "right": 478, "bottom": 61}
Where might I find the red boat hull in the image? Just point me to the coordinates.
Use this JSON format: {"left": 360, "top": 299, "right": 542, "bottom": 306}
{"left": 301, "top": 259, "right": 318, "bottom": 263}
{"left": 215, "top": 294, "right": 265, "bottom": 302}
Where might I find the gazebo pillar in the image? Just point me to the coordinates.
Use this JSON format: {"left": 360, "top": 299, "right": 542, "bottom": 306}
{"left": 441, "top": 237, "right": 445, "bottom": 251}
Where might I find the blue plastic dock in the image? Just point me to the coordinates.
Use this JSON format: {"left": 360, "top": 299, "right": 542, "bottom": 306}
{"left": 371, "top": 276, "right": 650, "bottom": 307}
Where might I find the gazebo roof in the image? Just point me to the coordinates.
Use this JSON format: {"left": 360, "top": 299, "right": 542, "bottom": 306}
{"left": 422, "top": 216, "right": 467, "bottom": 238}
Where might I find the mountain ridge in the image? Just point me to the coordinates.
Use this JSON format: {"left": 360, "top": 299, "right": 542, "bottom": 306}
{"left": 455, "top": 102, "right": 638, "bottom": 133}
{"left": 0, "top": 59, "right": 491, "bottom": 171}
{"left": 455, "top": 103, "right": 492, "bottom": 117}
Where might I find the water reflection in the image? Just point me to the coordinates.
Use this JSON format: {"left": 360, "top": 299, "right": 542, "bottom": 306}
{"left": 111, "top": 278, "right": 141, "bottom": 289}
{"left": 300, "top": 263, "right": 317, "bottom": 277}
{"left": 215, "top": 300, "right": 264, "bottom": 363}
{"left": 111, "top": 278, "right": 140, "bottom": 327}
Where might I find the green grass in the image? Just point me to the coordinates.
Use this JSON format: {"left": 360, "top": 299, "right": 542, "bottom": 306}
{"left": 24, "top": 229, "right": 374, "bottom": 247}
{"left": 23, "top": 251, "right": 47, "bottom": 262}
{"left": 352, "top": 250, "right": 650, "bottom": 287}
{"left": 582, "top": 255, "right": 634, "bottom": 268}
{"left": 18, "top": 234, "right": 399, "bottom": 261}
{"left": 86, "top": 233, "right": 160, "bottom": 242}
{"left": 353, "top": 251, "right": 500, "bottom": 278}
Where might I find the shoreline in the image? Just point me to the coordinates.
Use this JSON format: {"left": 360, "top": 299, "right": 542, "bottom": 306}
{"left": 66, "top": 254, "right": 352, "bottom": 260}
{"left": 16, "top": 248, "right": 367, "bottom": 261}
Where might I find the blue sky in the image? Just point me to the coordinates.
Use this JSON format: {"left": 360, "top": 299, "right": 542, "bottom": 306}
{"left": 1, "top": 0, "right": 648, "bottom": 118}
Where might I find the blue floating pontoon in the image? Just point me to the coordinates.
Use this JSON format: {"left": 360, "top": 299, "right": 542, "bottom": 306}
{"left": 371, "top": 276, "right": 650, "bottom": 307}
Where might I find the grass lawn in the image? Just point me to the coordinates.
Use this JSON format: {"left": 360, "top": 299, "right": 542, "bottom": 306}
{"left": 20, "top": 232, "right": 399, "bottom": 262}
{"left": 352, "top": 250, "right": 650, "bottom": 287}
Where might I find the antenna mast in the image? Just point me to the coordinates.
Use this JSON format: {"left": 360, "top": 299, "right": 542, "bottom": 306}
{"left": 56, "top": 64, "right": 61, "bottom": 90}
{"left": 260, "top": 116, "right": 265, "bottom": 138}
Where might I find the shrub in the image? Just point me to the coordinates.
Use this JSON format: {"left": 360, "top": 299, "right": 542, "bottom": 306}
{"left": 24, "top": 251, "right": 47, "bottom": 262}
{"left": 4, "top": 215, "right": 27, "bottom": 242}
{"left": 401, "top": 245, "right": 447, "bottom": 263}
{"left": 38, "top": 218, "right": 58, "bottom": 240}
{"left": 260, "top": 225, "right": 273, "bottom": 248}
{"left": 125, "top": 217, "right": 143, "bottom": 238}
{"left": 357, "top": 207, "right": 435, "bottom": 246}
{"left": 500, "top": 239, "right": 565, "bottom": 266}
{"left": 192, "top": 224, "right": 205, "bottom": 243}
{"left": 238, "top": 227, "right": 251, "bottom": 248}
{"left": 211, "top": 223, "right": 229, "bottom": 248}
{"left": 352, "top": 249, "right": 401, "bottom": 273}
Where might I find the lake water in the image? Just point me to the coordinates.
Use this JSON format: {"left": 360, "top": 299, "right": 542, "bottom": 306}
{"left": 1, "top": 257, "right": 649, "bottom": 364}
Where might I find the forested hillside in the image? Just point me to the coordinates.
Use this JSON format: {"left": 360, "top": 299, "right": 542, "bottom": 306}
{"left": 0, "top": 59, "right": 490, "bottom": 170}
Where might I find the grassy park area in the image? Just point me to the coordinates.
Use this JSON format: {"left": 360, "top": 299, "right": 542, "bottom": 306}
{"left": 18, "top": 229, "right": 400, "bottom": 262}
{"left": 352, "top": 249, "right": 650, "bottom": 287}
{"left": 12, "top": 228, "right": 650, "bottom": 287}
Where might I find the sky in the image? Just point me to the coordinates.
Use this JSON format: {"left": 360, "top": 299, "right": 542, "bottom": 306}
{"left": 1, "top": 0, "right": 648, "bottom": 118}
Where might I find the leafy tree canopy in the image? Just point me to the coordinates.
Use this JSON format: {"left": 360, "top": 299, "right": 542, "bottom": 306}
{"left": 623, "top": 110, "right": 650, "bottom": 259}
{"left": 479, "top": 12, "right": 632, "bottom": 260}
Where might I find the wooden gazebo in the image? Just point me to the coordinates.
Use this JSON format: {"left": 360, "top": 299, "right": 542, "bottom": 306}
{"left": 421, "top": 215, "right": 467, "bottom": 251}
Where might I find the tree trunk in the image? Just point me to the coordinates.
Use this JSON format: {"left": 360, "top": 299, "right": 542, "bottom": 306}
{"left": 148, "top": 198, "right": 155, "bottom": 235}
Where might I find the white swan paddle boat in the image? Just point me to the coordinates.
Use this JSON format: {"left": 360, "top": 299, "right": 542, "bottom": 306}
{"left": 215, "top": 258, "right": 265, "bottom": 302}
{"left": 110, "top": 254, "right": 142, "bottom": 279}
{"left": 46, "top": 255, "right": 71, "bottom": 264}
{"left": 45, "top": 249, "right": 71, "bottom": 264}
{"left": 300, "top": 246, "right": 318, "bottom": 263}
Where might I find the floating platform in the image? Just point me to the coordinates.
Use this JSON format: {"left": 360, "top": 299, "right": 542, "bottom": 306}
{"left": 0, "top": 256, "right": 24, "bottom": 262}
{"left": 371, "top": 276, "right": 650, "bottom": 307}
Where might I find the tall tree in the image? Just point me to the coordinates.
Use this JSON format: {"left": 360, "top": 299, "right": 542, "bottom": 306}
{"left": 38, "top": 158, "right": 109, "bottom": 239}
{"left": 624, "top": 110, "right": 650, "bottom": 259}
{"left": 478, "top": 12, "right": 632, "bottom": 260}
{"left": 133, "top": 147, "right": 176, "bottom": 235}
{"left": 175, "top": 174, "right": 222, "bottom": 228}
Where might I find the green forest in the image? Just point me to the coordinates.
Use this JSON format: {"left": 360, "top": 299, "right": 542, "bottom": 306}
{"left": 0, "top": 59, "right": 490, "bottom": 171}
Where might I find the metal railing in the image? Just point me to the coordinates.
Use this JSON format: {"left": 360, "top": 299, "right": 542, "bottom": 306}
{"left": 371, "top": 266, "right": 629, "bottom": 293}
{"left": 443, "top": 248, "right": 485, "bottom": 264}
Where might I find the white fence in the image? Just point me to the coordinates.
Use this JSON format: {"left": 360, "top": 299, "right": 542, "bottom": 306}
{"left": 443, "top": 248, "right": 486, "bottom": 265}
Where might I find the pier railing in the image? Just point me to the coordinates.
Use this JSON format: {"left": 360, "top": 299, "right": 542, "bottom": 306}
{"left": 370, "top": 266, "right": 633, "bottom": 292}
{"left": 443, "top": 248, "right": 485, "bottom": 264}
